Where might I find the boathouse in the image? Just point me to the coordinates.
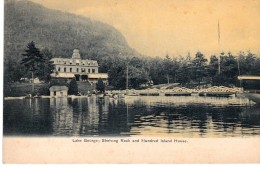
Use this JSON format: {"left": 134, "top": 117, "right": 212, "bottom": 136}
{"left": 49, "top": 86, "right": 68, "bottom": 97}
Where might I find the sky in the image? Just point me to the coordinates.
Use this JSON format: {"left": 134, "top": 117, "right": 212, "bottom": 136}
{"left": 31, "top": 0, "right": 260, "bottom": 58}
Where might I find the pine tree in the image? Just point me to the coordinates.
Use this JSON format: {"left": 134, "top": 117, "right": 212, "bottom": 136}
{"left": 21, "top": 41, "right": 44, "bottom": 71}
{"left": 21, "top": 41, "right": 44, "bottom": 94}
{"left": 36, "top": 48, "right": 54, "bottom": 82}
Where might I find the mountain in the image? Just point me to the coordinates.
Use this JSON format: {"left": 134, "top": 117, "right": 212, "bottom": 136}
{"left": 4, "top": 0, "right": 140, "bottom": 62}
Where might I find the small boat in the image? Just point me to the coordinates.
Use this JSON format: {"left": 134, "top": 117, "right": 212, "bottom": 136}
{"left": 165, "top": 92, "right": 191, "bottom": 96}
{"left": 4, "top": 96, "right": 25, "bottom": 100}
{"left": 105, "top": 93, "right": 113, "bottom": 97}
{"left": 25, "top": 94, "right": 33, "bottom": 99}
{"left": 126, "top": 92, "right": 139, "bottom": 96}
{"left": 112, "top": 94, "right": 118, "bottom": 99}
{"left": 139, "top": 93, "right": 159, "bottom": 96}
{"left": 201, "top": 92, "right": 234, "bottom": 97}
{"left": 97, "top": 94, "right": 104, "bottom": 100}
{"left": 118, "top": 93, "right": 125, "bottom": 98}
{"left": 34, "top": 95, "right": 41, "bottom": 99}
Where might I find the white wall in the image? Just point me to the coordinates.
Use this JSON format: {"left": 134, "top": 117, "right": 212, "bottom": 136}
{"left": 55, "top": 65, "right": 98, "bottom": 74}
{"left": 50, "top": 90, "right": 68, "bottom": 97}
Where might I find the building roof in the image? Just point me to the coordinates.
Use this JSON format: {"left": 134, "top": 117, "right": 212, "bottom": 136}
{"left": 50, "top": 72, "right": 75, "bottom": 78}
{"left": 87, "top": 73, "right": 108, "bottom": 79}
{"left": 238, "top": 76, "right": 260, "bottom": 80}
{"left": 51, "top": 49, "right": 99, "bottom": 66}
{"left": 51, "top": 58, "right": 98, "bottom": 66}
{"left": 49, "top": 86, "right": 68, "bottom": 91}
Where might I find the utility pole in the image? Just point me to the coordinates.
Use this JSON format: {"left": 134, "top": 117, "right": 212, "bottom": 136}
{"left": 31, "top": 71, "right": 34, "bottom": 95}
{"left": 126, "top": 63, "right": 129, "bottom": 90}
{"left": 237, "top": 54, "right": 241, "bottom": 87}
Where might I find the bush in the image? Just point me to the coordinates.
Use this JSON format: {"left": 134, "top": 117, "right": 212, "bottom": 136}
{"left": 68, "top": 79, "right": 78, "bottom": 95}
{"left": 96, "top": 78, "right": 105, "bottom": 93}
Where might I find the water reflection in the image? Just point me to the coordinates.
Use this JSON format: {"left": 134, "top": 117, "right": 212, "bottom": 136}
{"left": 3, "top": 96, "right": 260, "bottom": 137}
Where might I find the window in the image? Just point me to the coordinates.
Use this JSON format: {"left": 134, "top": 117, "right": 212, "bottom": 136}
{"left": 88, "top": 69, "right": 90, "bottom": 73}
{"left": 76, "top": 63, "right": 79, "bottom": 66}
{"left": 58, "top": 67, "right": 60, "bottom": 72}
{"left": 64, "top": 68, "right": 66, "bottom": 72}
{"left": 82, "top": 68, "right": 85, "bottom": 72}
{"left": 77, "top": 68, "right": 79, "bottom": 72}
{"left": 92, "top": 69, "right": 95, "bottom": 73}
{"left": 70, "top": 68, "right": 72, "bottom": 72}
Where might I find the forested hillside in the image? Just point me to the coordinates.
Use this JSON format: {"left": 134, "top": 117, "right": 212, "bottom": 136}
{"left": 4, "top": 0, "right": 139, "bottom": 63}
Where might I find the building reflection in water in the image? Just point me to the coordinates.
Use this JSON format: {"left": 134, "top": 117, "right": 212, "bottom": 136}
{"left": 70, "top": 98, "right": 83, "bottom": 136}
{"left": 50, "top": 96, "right": 115, "bottom": 136}
{"left": 81, "top": 96, "right": 99, "bottom": 135}
{"left": 3, "top": 95, "right": 260, "bottom": 137}
{"left": 98, "top": 97, "right": 109, "bottom": 128}
{"left": 22, "top": 96, "right": 260, "bottom": 137}
{"left": 50, "top": 97, "right": 74, "bottom": 136}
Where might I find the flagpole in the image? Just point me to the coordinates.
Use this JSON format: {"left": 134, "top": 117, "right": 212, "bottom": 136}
{"left": 218, "top": 20, "right": 221, "bottom": 75}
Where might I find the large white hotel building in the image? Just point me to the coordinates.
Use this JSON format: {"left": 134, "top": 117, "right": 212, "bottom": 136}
{"left": 51, "top": 49, "right": 108, "bottom": 85}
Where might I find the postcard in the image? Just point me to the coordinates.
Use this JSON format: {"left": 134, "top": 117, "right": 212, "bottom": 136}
{"left": 3, "top": 0, "right": 260, "bottom": 164}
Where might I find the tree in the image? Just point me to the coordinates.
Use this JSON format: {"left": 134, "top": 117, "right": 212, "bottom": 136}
{"left": 191, "top": 52, "right": 208, "bottom": 85}
{"left": 129, "top": 57, "right": 143, "bottom": 68}
{"left": 96, "top": 78, "right": 105, "bottom": 93}
{"left": 36, "top": 48, "right": 54, "bottom": 82}
{"left": 208, "top": 55, "right": 219, "bottom": 84}
{"left": 4, "top": 58, "right": 24, "bottom": 83}
{"left": 212, "top": 52, "right": 239, "bottom": 86}
{"left": 21, "top": 41, "right": 44, "bottom": 94}
{"left": 175, "top": 54, "right": 192, "bottom": 86}
{"left": 128, "top": 66, "right": 149, "bottom": 88}
{"left": 220, "top": 52, "right": 238, "bottom": 86}
{"left": 21, "top": 41, "right": 44, "bottom": 72}
{"left": 68, "top": 79, "right": 78, "bottom": 95}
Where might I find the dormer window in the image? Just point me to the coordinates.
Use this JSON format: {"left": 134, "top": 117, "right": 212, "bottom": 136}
{"left": 76, "top": 59, "right": 80, "bottom": 65}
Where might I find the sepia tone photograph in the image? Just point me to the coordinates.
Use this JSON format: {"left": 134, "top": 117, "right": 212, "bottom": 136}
{"left": 2, "top": 0, "right": 260, "bottom": 164}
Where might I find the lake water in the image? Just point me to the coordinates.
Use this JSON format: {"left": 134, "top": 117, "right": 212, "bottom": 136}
{"left": 3, "top": 95, "right": 260, "bottom": 137}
